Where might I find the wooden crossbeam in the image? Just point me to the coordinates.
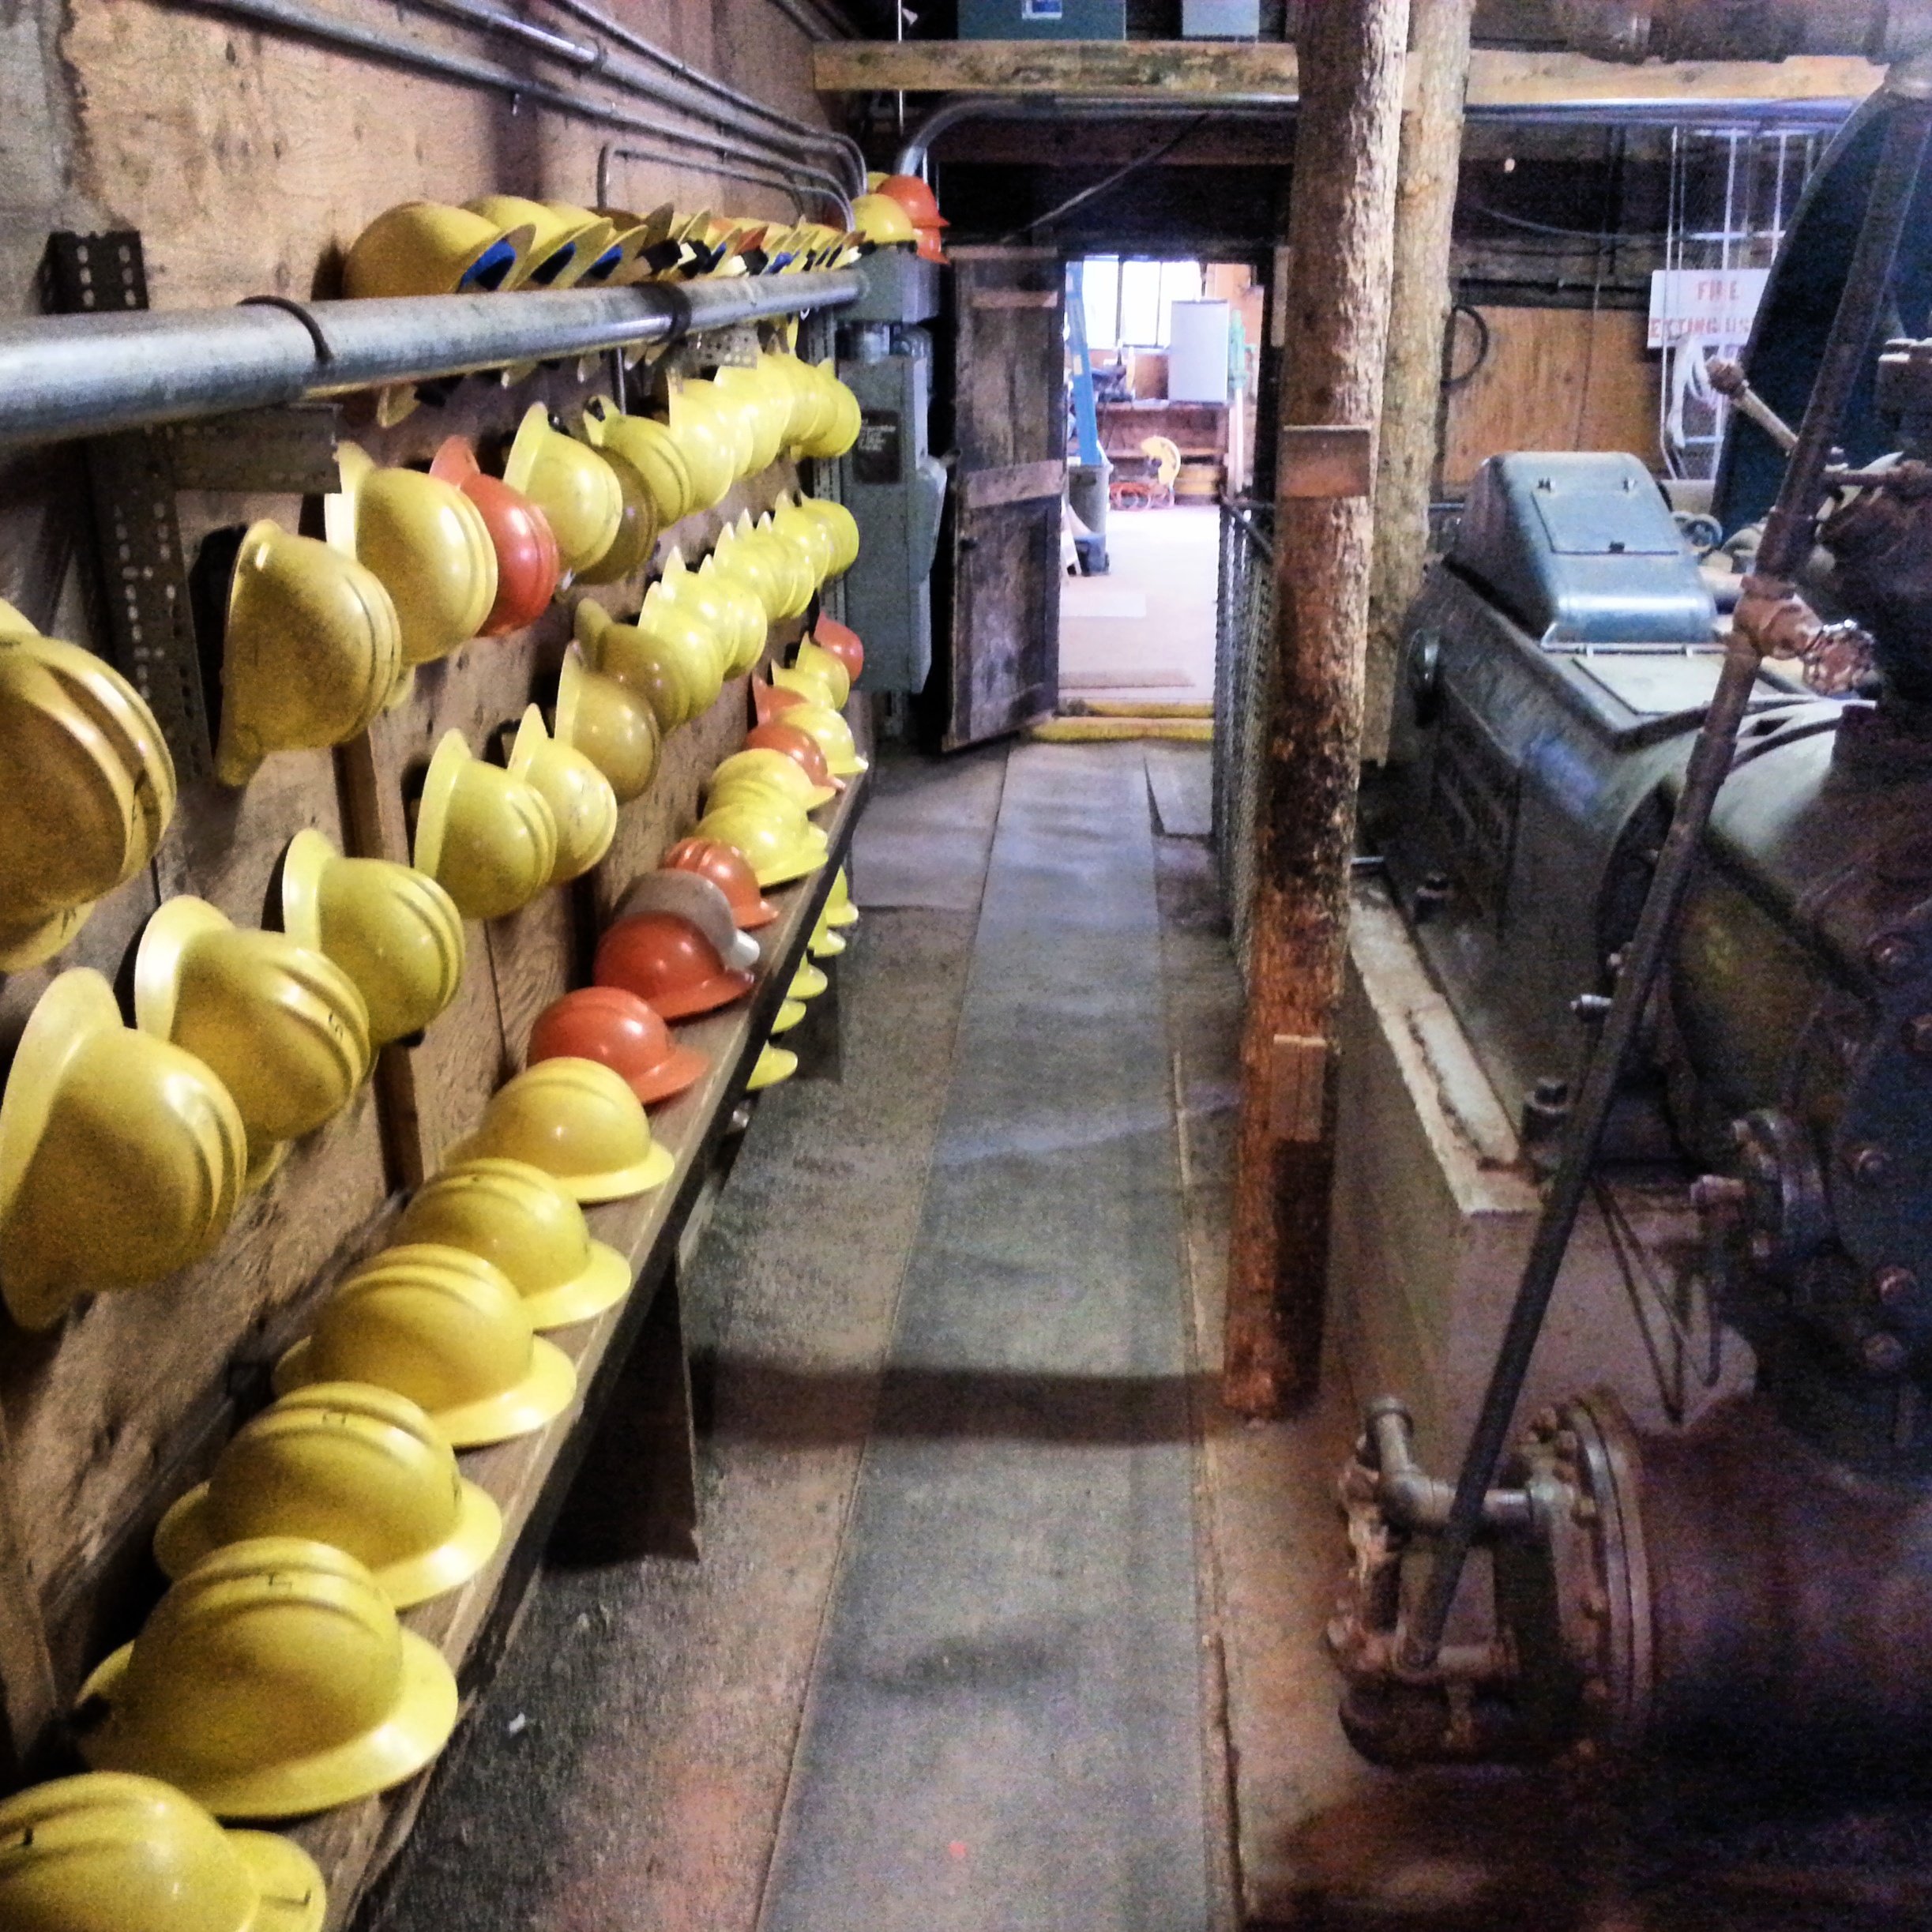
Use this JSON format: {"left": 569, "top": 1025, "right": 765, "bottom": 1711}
{"left": 813, "top": 39, "right": 1884, "bottom": 109}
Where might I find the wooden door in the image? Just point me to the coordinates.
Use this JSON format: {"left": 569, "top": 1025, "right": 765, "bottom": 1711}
{"left": 944, "top": 246, "right": 1066, "bottom": 750}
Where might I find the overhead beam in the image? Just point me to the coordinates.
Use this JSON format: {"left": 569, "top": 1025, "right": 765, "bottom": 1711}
{"left": 813, "top": 39, "right": 1883, "bottom": 110}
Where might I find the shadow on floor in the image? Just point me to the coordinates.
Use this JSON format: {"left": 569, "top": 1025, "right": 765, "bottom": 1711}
{"left": 692, "top": 1355, "right": 1212, "bottom": 1447}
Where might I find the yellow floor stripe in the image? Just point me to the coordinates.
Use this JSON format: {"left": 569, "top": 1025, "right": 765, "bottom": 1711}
{"left": 1028, "top": 717, "right": 1215, "bottom": 743}
{"left": 1062, "top": 700, "right": 1214, "bottom": 720}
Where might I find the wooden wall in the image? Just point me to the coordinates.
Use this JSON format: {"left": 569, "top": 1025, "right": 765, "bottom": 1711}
{"left": 0, "top": 0, "right": 834, "bottom": 1754}
{"left": 1438, "top": 305, "right": 1659, "bottom": 487}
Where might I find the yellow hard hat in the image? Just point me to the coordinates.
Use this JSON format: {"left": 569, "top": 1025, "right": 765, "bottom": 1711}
{"left": 502, "top": 404, "right": 622, "bottom": 577}
{"left": 0, "top": 653, "right": 145, "bottom": 970}
{"left": 690, "top": 796, "right": 827, "bottom": 889}
{"left": 648, "top": 551, "right": 734, "bottom": 684}
{"left": 443, "top": 1058, "right": 672, "bottom": 1203}
{"left": 709, "top": 517, "right": 785, "bottom": 623}
{"left": 154, "top": 1383, "right": 502, "bottom": 1610}
{"left": 574, "top": 599, "right": 716, "bottom": 737}
{"left": 412, "top": 730, "right": 560, "bottom": 922}
{"left": 800, "top": 494, "right": 861, "bottom": 576}
{"left": 573, "top": 444, "right": 660, "bottom": 587}
{"left": 769, "top": 996, "right": 806, "bottom": 1036}
{"left": 554, "top": 643, "right": 661, "bottom": 805}
{"left": 0, "top": 970, "right": 247, "bottom": 1331}
{"left": 577, "top": 206, "right": 658, "bottom": 286}
{"left": 209, "top": 521, "right": 402, "bottom": 788}
{"left": 782, "top": 700, "right": 868, "bottom": 779}
{"left": 641, "top": 574, "right": 727, "bottom": 697}
{"left": 706, "top": 747, "right": 835, "bottom": 813}
{"left": 536, "top": 201, "right": 628, "bottom": 284}
{"left": 712, "top": 363, "right": 788, "bottom": 475}
{"left": 751, "top": 513, "right": 816, "bottom": 619}
{"left": 322, "top": 444, "right": 497, "bottom": 672}
{"left": 851, "top": 193, "right": 918, "bottom": 246}
{"left": 133, "top": 898, "right": 372, "bottom": 1188}
{"left": 275, "top": 1245, "right": 576, "bottom": 1446}
{"left": 397, "top": 1156, "right": 631, "bottom": 1329}
{"left": 343, "top": 201, "right": 536, "bottom": 298}
{"left": 464, "top": 196, "right": 614, "bottom": 290}
{"left": 2, "top": 625, "right": 177, "bottom": 871}
{"left": 746, "top": 1042, "right": 796, "bottom": 1090}
{"left": 790, "top": 638, "right": 853, "bottom": 707}
{"left": 77, "top": 1537, "right": 460, "bottom": 1819}
{"left": 507, "top": 708, "right": 618, "bottom": 886}
{"left": 581, "top": 400, "right": 695, "bottom": 528}
{"left": 798, "top": 374, "right": 862, "bottom": 461}
{"left": 279, "top": 830, "right": 465, "bottom": 1047}
{"left": 789, "top": 958, "right": 829, "bottom": 1001}
{"left": 772, "top": 494, "right": 836, "bottom": 584}
{"left": 825, "top": 863, "right": 860, "bottom": 926}
{"left": 808, "top": 903, "right": 846, "bottom": 958}
{"left": 663, "top": 379, "right": 742, "bottom": 509}
{"left": 0, "top": 1772, "right": 325, "bottom": 1932}
{"left": 694, "top": 553, "right": 770, "bottom": 675}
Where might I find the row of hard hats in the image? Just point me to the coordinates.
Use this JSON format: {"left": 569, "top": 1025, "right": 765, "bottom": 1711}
{"left": 855, "top": 171, "right": 951, "bottom": 266}
{"left": 583, "top": 351, "right": 863, "bottom": 527}
{"left": 344, "top": 197, "right": 865, "bottom": 303}
{"left": 0, "top": 600, "right": 179, "bottom": 970}
{"left": 0, "top": 835, "right": 468, "bottom": 1330}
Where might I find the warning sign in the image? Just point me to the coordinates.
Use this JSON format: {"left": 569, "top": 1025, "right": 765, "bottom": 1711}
{"left": 1647, "top": 268, "right": 1770, "bottom": 350}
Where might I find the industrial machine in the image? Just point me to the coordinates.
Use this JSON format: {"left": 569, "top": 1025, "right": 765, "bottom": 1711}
{"left": 834, "top": 251, "right": 949, "bottom": 697}
{"left": 1330, "top": 77, "right": 1932, "bottom": 1772}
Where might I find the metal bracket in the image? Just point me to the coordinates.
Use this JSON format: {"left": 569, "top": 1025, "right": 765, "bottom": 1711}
{"left": 45, "top": 231, "right": 212, "bottom": 780}
{"left": 684, "top": 321, "right": 761, "bottom": 371}
{"left": 1279, "top": 424, "right": 1376, "bottom": 501}
{"left": 168, "top": 404, "right": 342, "bottom": 494}
{"left": 1269, "top": 1033, "right": 1328, "bottom": 1143}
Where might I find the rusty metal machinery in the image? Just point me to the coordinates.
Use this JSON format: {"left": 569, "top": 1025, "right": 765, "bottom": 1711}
{"left": 1335, "top": 70, "right": 1932, "bottom": 1769}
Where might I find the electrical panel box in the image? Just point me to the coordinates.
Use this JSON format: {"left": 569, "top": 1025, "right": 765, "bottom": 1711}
{"left": 958, "top": 0, "right": 1126, "bottom": 39}
{"left": 837, "top": 334, "right": 948, "bottom": 694}
{"left": 1181, "top": 0, "right": 1260, "bottom": 35}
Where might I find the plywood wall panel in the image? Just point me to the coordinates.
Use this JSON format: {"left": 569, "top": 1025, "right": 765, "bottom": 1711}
{"left": 1439, "top": 305, "right": 1659, "bottom": 487}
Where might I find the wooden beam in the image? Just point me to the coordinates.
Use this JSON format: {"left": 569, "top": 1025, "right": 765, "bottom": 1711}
{"left": 812, "top": 38, "right": 1882, "bottom": 108}
{"left": 1224, "top": 0, "right": 1411, "bottom": 1417}
{"left": 1366, "top": 0, "right": 1476, "bottom": 763}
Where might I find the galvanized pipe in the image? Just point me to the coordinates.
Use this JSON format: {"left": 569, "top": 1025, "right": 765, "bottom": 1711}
{"left": 0, "top": 271, "right": 860, "bottom": 448}
{"left": 596, "top": 145, "right": 850, "bottom": 230}
{"left": 536, "top": 0, "right": 866, "bottom": 192}
{"left": 167, "top": 0, "right": 854, "bottom": 220}
{"left": 891, "top": 89, "right": 1862, "bottom": 178}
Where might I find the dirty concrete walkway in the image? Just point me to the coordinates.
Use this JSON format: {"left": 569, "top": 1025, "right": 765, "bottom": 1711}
{"left": 378, "top": 741, "right": 1245, "bottom": 1932}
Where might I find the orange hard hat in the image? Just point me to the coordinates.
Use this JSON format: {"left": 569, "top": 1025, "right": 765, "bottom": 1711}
{"left": 810, "top": 616, "right": 865, "bottom": 684}
{"left": 594, "top": 911, "right": 753, "bottom": 1020}
{"left": 913, "top": 225, "right": 948, "bottom": 266}
{"left": 528, "top": 985, "right": 707, "bottom": 1106}
{"left": 662, "top": 836, "right": 778, "bottom": 930}
{"left": 751, "top": 678, "right": 806, "bottom": 727}
{"left": 877, "top": 174, "right": 947, "bottom": 230}
{"left": 428, "top": 438, "right": 560, "bottom": 635}
{"left": 745, "top": 720, "right": 839, "bottom": 793}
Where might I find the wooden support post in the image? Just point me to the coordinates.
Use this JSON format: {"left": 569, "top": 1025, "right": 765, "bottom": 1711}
{"left": 1224, "top": 0, "right": 1411, "bottom": 1415}
{"left": 1364, "top": 0, "right": 1477, "bottom": 761}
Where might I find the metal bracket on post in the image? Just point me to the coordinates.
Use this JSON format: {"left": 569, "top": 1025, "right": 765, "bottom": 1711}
{"left": 45, "top": 231, "right": 212, "bottom": 780}
{"left": 167, "top": 404, "right": 343, "bottom": 494}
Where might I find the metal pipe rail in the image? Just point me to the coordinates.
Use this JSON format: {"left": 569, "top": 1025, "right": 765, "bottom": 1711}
{"left": 0, "top": 271, "right": 862, "bottom": 448}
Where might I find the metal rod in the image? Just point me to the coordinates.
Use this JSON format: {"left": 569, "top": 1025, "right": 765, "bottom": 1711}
{"left": 166, "top": 0, "right": 853, "bottom": 220}
{"left": 1399, "top": 71, "right": 1932, "bottom": 1675}
{"left": 536, "top": 0, "right": 866, "bottom": 190}
{"left": 0, "top": 272, "right": 860, "bottom": 449}
{"left": 598, "top": 143, "right": 844, "bottom": 227}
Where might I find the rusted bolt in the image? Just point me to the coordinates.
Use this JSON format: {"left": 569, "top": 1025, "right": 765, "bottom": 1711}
{"left": 1572, "top": 1497, "right": 1599, "bottom": 1525}
{"left": 1870, "top": 932, "right": 1920, "bottom": 983}
{"left": 1907, "top": 1013, "right": 1932, "bottom": 1058}
{"left": 1847, "top": 1143, "right": 1894, "bottom": 1186}
{"left": 1862, "top": 1330, "right": 1909, "bottom": 1374}
{"left": 1876, "top": 1265, "right": 1919, "bottom": 1308}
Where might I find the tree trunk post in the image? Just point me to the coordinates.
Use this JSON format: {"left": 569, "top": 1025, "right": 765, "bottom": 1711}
{"left": 1364, "top": 0, "right": 1477, "bottom": 763}
{"left": 1223, "top": 0, "right": 1413, "bottom": 1415}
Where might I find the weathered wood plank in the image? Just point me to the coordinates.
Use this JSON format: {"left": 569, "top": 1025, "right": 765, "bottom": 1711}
{"left": 961, "top": 458, "right": 1066, "bottom": 510}
{"left": 812, "top": 37, "right": 1881, "bottom": 107}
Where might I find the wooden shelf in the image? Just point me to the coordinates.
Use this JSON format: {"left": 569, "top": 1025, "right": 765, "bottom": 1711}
{"left": 286, "top": 774, "right": 866, "bottom": 1930}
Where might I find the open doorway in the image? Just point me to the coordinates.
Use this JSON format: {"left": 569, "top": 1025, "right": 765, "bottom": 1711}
{"left": 1061, "top": 254, "right": 1262, "bottom": 709}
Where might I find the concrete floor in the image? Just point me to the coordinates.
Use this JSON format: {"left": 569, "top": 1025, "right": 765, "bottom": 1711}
{"left": 1060, "top": 503, "right": 1220, "bottom": 707}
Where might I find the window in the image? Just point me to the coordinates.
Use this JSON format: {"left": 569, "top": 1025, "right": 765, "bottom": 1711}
{"left": 1078, "top": 256, "right": 1205, "bottom": 350}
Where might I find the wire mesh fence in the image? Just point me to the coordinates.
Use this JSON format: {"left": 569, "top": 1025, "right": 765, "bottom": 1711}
{"left": 1213, "top": 498, "right": 1273, "bottom": 979}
